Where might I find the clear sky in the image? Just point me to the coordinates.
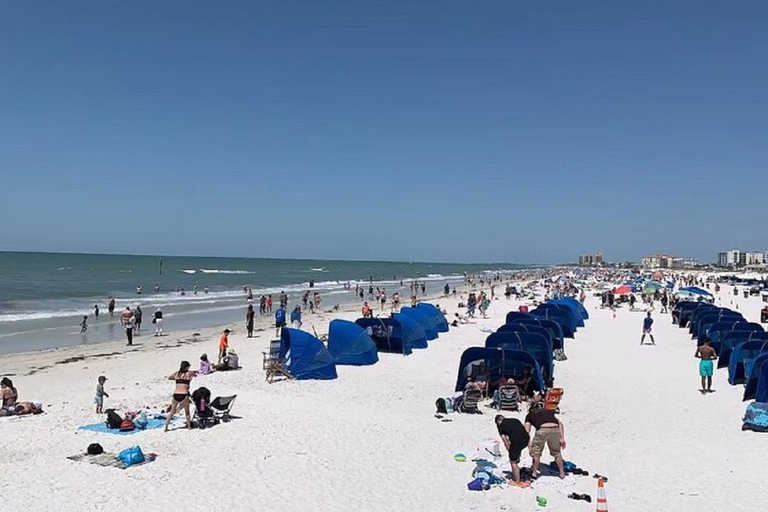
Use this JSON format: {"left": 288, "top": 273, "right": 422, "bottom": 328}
{"left": 1, "top": 1, "right": 766, "bottom": 264}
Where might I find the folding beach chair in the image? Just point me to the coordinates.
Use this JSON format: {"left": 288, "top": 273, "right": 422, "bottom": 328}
{"left": 459, "top": 389, "right": 483, "bottom": 414}
{"left": 544, "top": 388, "right": 564, "bottom": 412}
{"left": 262, "top": 339, "right": 282, "bottom": 370}
{"left": 210, "top": 395, "right": 237, "bottom": 423}
{"left": 495, "top": 385, "right": 520, "bottom": 412}
{"left": 265, "top": 357, "right": 293, "bottom": 384}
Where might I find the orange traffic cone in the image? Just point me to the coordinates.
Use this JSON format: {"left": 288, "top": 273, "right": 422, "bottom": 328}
{"left": 596, "top": 478, "right": 608, "bottom": 511}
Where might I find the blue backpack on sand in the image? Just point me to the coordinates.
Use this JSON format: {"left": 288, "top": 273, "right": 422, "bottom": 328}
{"left": 118, "top": 446, "right": 145, "bottom": 467}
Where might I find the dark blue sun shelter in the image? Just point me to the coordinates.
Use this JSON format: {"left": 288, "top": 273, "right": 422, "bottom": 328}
{"left": 416, "top": 303, "right": 449, "bottom": 333}
{"left": 558, "top": 297, "right": 589, "bottom": 320}
{"left": 506, "top": 311, "right": 534, "bottom": 324}
{"left": 703, "top": 321, "right": 748, "bottom": 350}
{"left": 718, "top": 328, "right": 767, "bottom": 369}
{"left": 548, "top": 300, "right": 585, "bottom": 327}
{"left": 327, "top": 319, "right": 379, "bottom": 366}
{"left": 399, "top": 307, "right": 438, "bottom": 340}
{"left": 455, "top": 347, "right": 545, "bottom": 393}
{"left": 744, "top": 352, "right": 768, "bottom": 401}
{"left": 755, "top": 358, "right": 768, "bottom": 403}
{"left": 508, "top": 318, "right": 565, "bottom": 349}
{"left": 531, "top": 307, "right": 575, "bottom": 338}
{"left": 485, "top": 331, "right": 554, "bottom": 384}
{"left": 279, "top": 328, "right": 338, "bottom": 380}
{"left": 728, "top": 340, "right": 768, "bottom": 385}
{"left": 355, "top": 316, "right": 423, "bottom": 355}
{"left": 497, "top": 323, "right": 557, "bottom": 351}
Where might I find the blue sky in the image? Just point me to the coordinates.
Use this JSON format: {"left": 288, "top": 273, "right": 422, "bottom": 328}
{"left": 1, "top": 1, "right": 766, "bottom": 264}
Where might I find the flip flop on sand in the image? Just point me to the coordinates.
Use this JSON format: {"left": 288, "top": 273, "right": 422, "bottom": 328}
{"left": 593, "top": 473, "right": 609, "bottom": 482}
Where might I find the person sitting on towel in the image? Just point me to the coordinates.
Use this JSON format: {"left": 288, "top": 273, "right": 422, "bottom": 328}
{"left": 213, "top": 348, "right": 239, "bottom": 371}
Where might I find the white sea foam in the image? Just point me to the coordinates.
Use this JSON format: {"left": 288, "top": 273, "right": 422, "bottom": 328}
{"left": 198, "top": 269, "right": 255, "bottom": 274}
{"left": 181, "top": 269, "right": 197, "bottom": 274}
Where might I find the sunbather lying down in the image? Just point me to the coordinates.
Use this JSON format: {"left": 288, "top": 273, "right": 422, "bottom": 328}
{"left": 0, "top": 401, "right": 43, "bottom": 417}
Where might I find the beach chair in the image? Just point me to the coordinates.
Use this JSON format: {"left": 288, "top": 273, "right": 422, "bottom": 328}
{"left": 210, "top": 395, "right": 237, "bottom": 422}
{"left": 495, "top": 385, "right": 520, "bottom": 412}
{"left": 544, "top": 388, "right": 564, "bottom": 411}
{"left": 265, "top": 357, "right": 293, "bottom": 384}
{"left": 459, "top": 389, "right": 483, "bottom": 414}
{"left": 262, "top": 339, "right": 282, "bottom": 370}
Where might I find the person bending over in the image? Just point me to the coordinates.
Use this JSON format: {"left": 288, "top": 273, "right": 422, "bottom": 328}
{"left": 525, "top": 404, "right": 567, "bottom": 479}
{"left": 496, "top": 415, "right": 530, "bottom": 486}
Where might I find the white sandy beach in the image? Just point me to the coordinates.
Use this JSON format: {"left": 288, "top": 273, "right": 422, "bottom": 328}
{"left": 1, "top": 279, "right": 767, "bottom": 511}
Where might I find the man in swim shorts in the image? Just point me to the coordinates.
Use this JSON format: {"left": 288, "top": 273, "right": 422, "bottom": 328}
{"left": 496, "top": 415, "right": 530, "bottom": 485}
{"left": 695, "top": 339, "right": 717, "bottom": 393}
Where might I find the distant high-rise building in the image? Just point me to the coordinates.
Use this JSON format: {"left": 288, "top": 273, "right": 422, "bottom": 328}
{"left": 717, "top": 250, "right": 765, "bottom": 267}
{"left": 578, "top": 253, "right": 603, "bottom": 266}
{"left": 641, "top": 254, "right": 676, "bottom": 268}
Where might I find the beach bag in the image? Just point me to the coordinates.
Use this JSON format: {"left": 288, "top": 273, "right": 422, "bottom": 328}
{"left": 118, "top": 446, "right": 145, "bottom": 467}
{"left": 134, "top": 412, "right": 148, "bottom": 430}
{"left": 435, "top": 397, "right": 454, "bottom": 414}
{"left": 119, "top": 419, "right": 136, "bottom": 432}
{"left": 106, "top": 409, "right": 123, "bottom": 430}
{"left": 87, "top": 443, "right": 104, "bottom": 455}
{"left": 743, "top": 402, "right": 768, "bottom": 432}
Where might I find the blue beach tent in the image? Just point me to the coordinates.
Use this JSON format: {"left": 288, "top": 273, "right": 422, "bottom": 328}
{"left": 496, "top": 324, "right": 558, "bottom": 351}
{"left": 454, "top": 347, "right": 545, "bottom": 393}
{"left": 718, "top": 328, "right": 767, "bottom": 369}
{"left": 548, "top": 300, "right": 585, "bottom": 327}
{"left": 536, "top": 304, "right": 579, "bottom": 331}
{"left": 728, "top": 340, "right": 768, "bottom": 385}
{"left": 558, "top": 297, "right": 589, "bottom": 320}
{"left": 757, "top": 362, "right": 768, "bottom": 403}
{"left": 485, "top": 331, "right": 554, "bottom": 384}
{"left": 679, "top": 303, "right": 716, "bottom": 328}
{"left": 508, "top": 318, "right": 565, "bottom": 349}
{"left": 416, "top": 303, "right": 449, "bottom": 333}
{"left": 531, "top": 308, "right": 575, "bottom": 338}
{"left": 392, "top": 313, "right": 428, "bottom": 349}
{"left": 506, "top": 311, "right": 534, "bottom": 324}
{"left": 703, "top": 321, "right": 747, "bottom": 349}
{"left": 355, "top": 317, "right": 417, "bottom": 355}
{"left": 327, "top": 320, "right": 379, "bottom": 366}
{"left": 696, "top": 313, "right": 743, "bottom": 344}
{"left": 399, "top": 307, "right": 438, "bottom": 340}
{"left": 279, "top": 328, "right": 338, "bottom": 380}
{"left": 744, "top": 353, "right": 768, "bottom": 401}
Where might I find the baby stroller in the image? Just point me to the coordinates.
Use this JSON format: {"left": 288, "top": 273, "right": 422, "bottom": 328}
{"left": 192, "top": 387, "right": 217, "bottom": 429}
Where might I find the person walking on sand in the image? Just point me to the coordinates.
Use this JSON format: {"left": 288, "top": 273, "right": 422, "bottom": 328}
{"left": 153, "top": 308, "right": 163, "bottom": 336}
{"left": 134, "top": 305, "right": 143, "bottom": 334}
{"left": 695, "top": 339, "right": 718, "bottom": 393}
{"left": 525, "top": 404, "right": 567, "bottom": 479}
{"left": 79, "top": 315, "right": 88, "bottom": 333}
{"left": 290, "top": 305, "right": 302, "bottom": 329}
{"left": 94, "top": 375, "right": 109, "bottom": 414}
{"left": 121, "top": 306, "right": 132, "bottom": 326}
{"left": 218, "top": 329, "right": 230, "bottom": 363}
{"left": 124, "top": 313, "right": 135, "bottom": 346}
{"left": 641, "top": 311, "right": 655, "bottom": 346}
{"left": 246, "top": 305, "right": 255, "bottom": 338}
{"left": 275, "top": 305, "right": 287, "bottom": 337}
{"left": 496, "top": 415, "right": 530, "bottom": 486}
{"left": 164, "top": 361, "right": 195, "bottom": 432}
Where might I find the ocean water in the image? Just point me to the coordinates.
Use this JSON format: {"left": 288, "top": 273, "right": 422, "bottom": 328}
{"left": 0, "top": 252, "right": 528, "bottom": 354}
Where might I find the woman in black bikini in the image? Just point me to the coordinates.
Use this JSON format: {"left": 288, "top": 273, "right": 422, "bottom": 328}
{"left": 164, "top": 361, "right": 195, "bottom": 432}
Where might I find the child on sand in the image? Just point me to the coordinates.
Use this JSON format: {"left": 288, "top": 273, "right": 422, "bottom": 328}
{"left": 94, "top": 376, "right": 109, "bottom": 414}
{"left": 640, "top": 312, "right": 655, "bottom": 346}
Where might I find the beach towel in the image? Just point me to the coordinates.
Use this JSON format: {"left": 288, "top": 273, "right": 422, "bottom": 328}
{"left": 67, "top": 451, "right": 156, "bottom": 469}
{"left": 78, "top": 416, "right": 171, "bottom": 435}
{"left": 743, "top": 403, "right": 768, "bottom": 432}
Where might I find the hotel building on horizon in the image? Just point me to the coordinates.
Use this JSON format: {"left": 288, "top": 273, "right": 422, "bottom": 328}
{"left": 717, "top": 250, "right": 767, "bottom": 268}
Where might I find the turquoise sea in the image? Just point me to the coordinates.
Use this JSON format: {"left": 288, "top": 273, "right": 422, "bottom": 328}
{"left": 0, "top": 251, "right": 530, "bottom": 354}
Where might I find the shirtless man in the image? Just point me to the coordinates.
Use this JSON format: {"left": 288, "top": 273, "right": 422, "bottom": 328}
{"left": 695, "top": 339, "right": 718, "bottom": 393}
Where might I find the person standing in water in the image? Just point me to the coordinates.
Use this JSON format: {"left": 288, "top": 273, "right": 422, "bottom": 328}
{"left": 153, "top": 308, "right": 164, "bottom": 336}
{"left": 94, "top": 305, "right": 99, "bottom": 318}
{"left": 695, "top": 339, "right": 718, "bottom": 393}
{"left": 79, "top": 316, "right": 88, "bottom": 333}
{"left": 134, "top": 305, "right": 143, "bottom": 334}
{"left": 108, "top": 296, "right": 116, "bottom": 317}
{"left": 124, "top": 313, "right": 135, "bottom": 346}
{"left": 640, "top": 311, "right": 655, "bottom": 346}
{"left": 136, "top": 285, "right": 142, "bottom": 295}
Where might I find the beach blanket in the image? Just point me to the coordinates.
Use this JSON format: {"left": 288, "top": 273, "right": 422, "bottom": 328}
{"left": 78, "top": 417, "right": 170, "bottom": 435}
{"left": 67, "top": 452, "right": 154, "bottom": 469}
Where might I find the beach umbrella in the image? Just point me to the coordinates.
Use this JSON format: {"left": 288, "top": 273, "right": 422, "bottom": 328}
{"left": 677, "top": 287, "right": 714, "bottom": 300}
{"left": 644, "top": 282, "right": 662, "bottom": 294}
{"left": 615, "top": 285, "right": 633, "bottom": 295}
